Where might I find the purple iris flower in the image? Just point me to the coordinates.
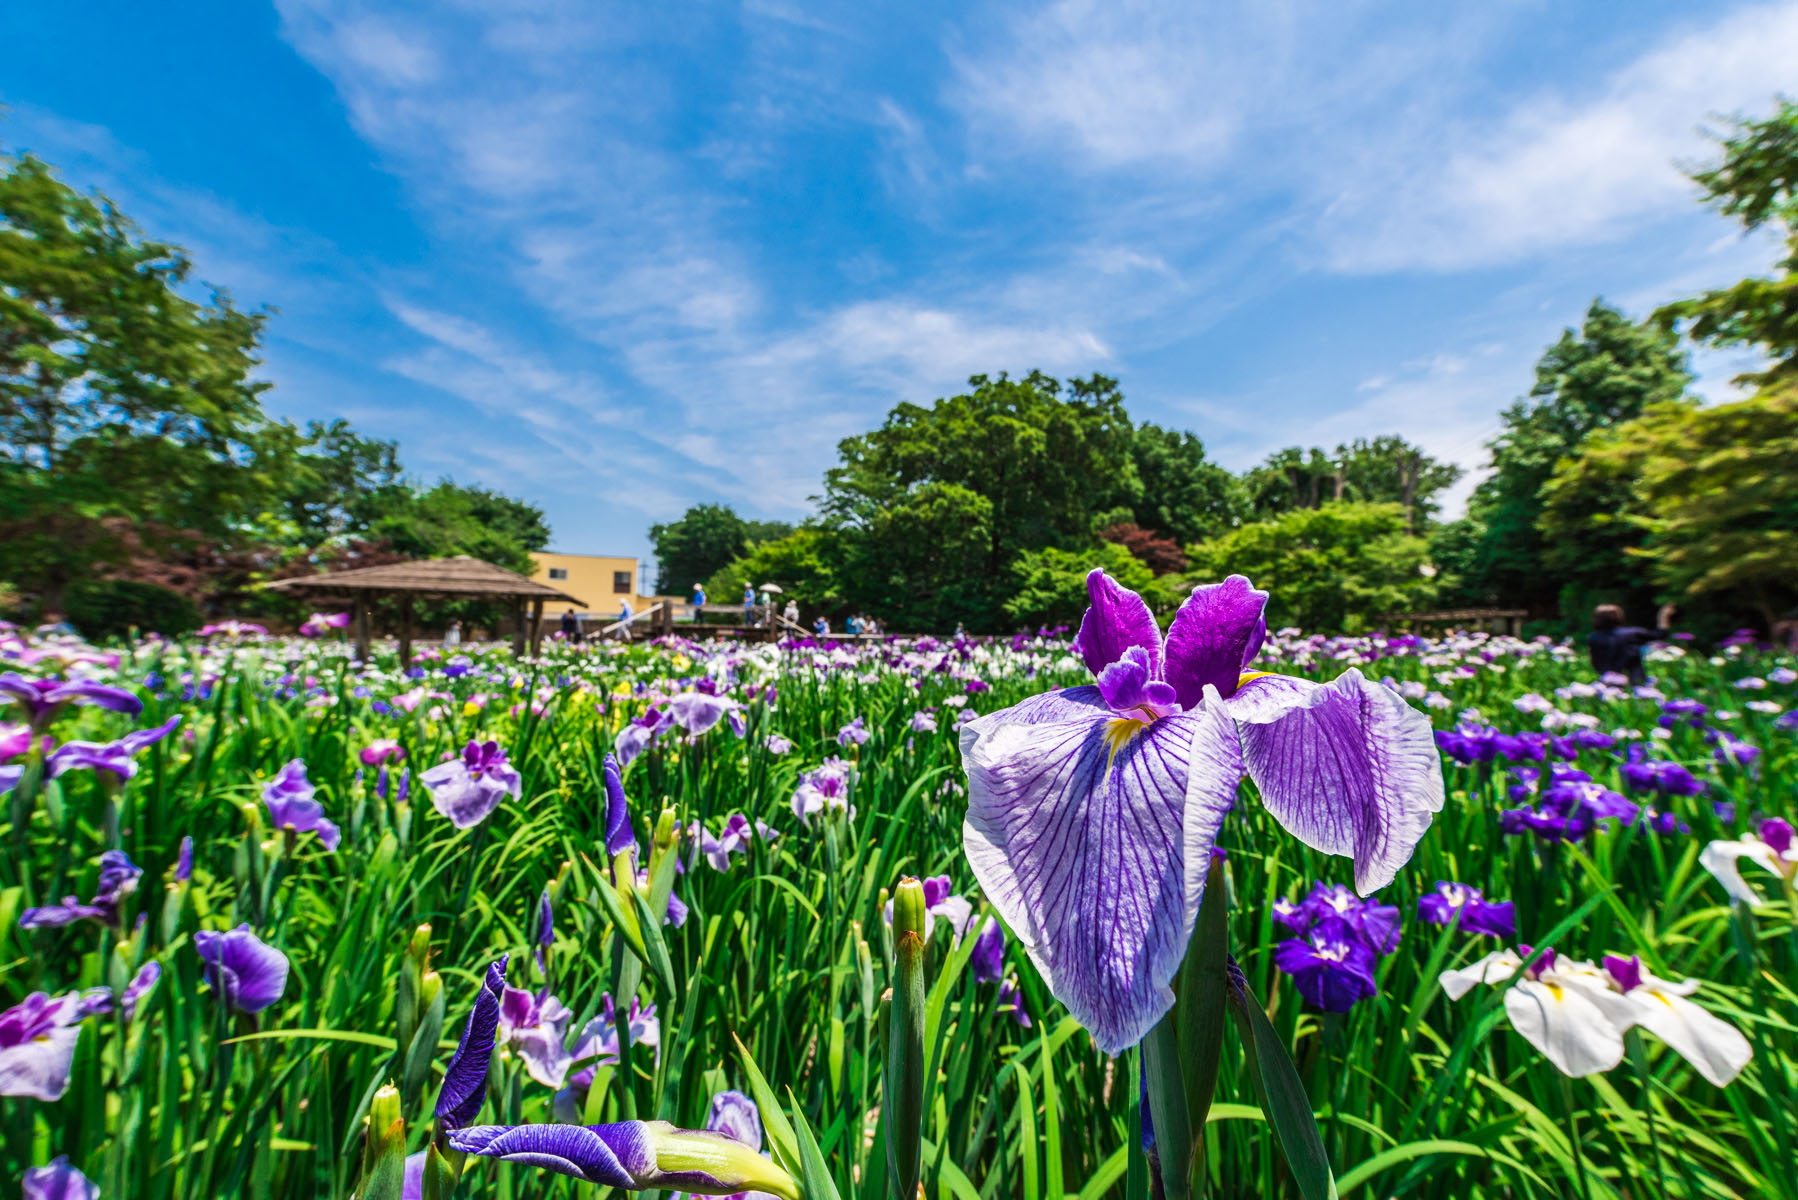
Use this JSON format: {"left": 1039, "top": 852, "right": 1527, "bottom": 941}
{"left": 0, "top": 674, "right": 143, "bottom": 730}
{"left": 688, "top": 1091, "right": 782, "bottom": 1200}
{"left": 1289, "top": 882, "right": 1402, "bottom": 953}
{"left": 261, "top": 760, "right": 341, "bottom": 852}
{"left": 46, "top": 715, "right": 181, "bottom": 781}
{"left": 0, "top": 722, "right": 31, "bottom": 762}
{"left": 837, "top": 717, "right": 870, "bottom": 747}
{"left": 498, "top": 984, "right": 575, "bottom": 1087}
{"left": 666, "top": 692, "right": 735, "bottom": 735}
{"left": 971, "top": 917, "right": 1006, "bottom": 984}
{"left": 1714, "top": 734, "right": 1760, "bottom": 769}
{"left": 419, "top": 741, "right": 521, "bottom": 829}
{"left": 1272, "top": 917, "right": 1379, "bottom": 1012}
{"left": 0, "top": 991, "right": 91, "bottom": 1099}
{"left": 22, "top": 1156, "right": 99, "bottom": 1200}
{"left": 996, "top": 977, "right": 1032, "bottom": 1028}
{"left": 437, "top": 957, "right": 508, "bottom": 1130}
{"left": 1417, "top": 882, "right": 1515, "bottom": 939}
{"left": 194, "top": 925, "right": 290, "bottom": 1014}
{"left": 121, "top": 961, "right": 161, "bottom": 1021}
{"left": 604, "top": 753, "right": 635, "bottom": 861}
{"left": 175, "top": 836, "right": 193, "bottom": 882}
{"left": 553, "top": 995, "right": 659, "bottom": 1122}
{"left": 1618, "top": 754, "right": 1704, "bottom": 798}
{"left": 535, "top": 887, "right": 556, "bottom": 973}
{"left": 961, "top": 571, "right": 1444, "bottom": 1053}
{"left": 445, "top": 1123, "right": 664, "bottom": 1188}
{"left": 636, "top": 870, "right": 689, "bottom": 927}
{"left": 20, "top": 850, "right": 143, "bottom": 929}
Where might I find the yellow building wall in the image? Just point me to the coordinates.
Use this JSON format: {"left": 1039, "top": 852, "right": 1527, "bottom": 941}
{"left": 530, "top": 553, "right": 658, "bottom": 619}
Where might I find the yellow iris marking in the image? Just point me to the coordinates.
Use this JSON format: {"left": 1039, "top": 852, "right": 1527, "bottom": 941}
{"left": 1238, "top": 671, "right": 1274, "bottom": 688}
{"left": 1544, "top": 983, "right": 1564, "bottom": 1002}
{"left": 1102, "top": 717, "right": 1149, "bottom": 773}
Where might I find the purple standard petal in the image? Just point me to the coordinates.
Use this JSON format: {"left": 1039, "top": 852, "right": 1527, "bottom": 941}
{"left": 194, "top": 925, "right": 290, "bottom": 1013}
{"left": 1162, "top": 575, "right": 1270, "bottom": 706}
{"left": 971, "top": 917, "right": 1006, "bottom": 984}
{"left": 961, "top": 687, "right": 1243, "bottom": 1054}
{"left": 447, "top": 1121, "right": 655, "bottom": 1187}
{"left": 22, "top": 1156, "right": 100, "bottom": 1200}
{"left": 604, "top": 753, "right": 634, "bottom": 857}
{"left": 1070, "top": 570, "right": 1163, "bottom": 680}
{"left": 1227, "top": 670, "right": 1445, "bottom": 895}
{"left": 121, "top": 961, "right": 162, "bottom": 1021}
{"left": 437, "top": 956, "right": 509, "bottom": 1130}
{"left": 119, "top": 713, "right": 182, "bottom": 755}
{"left": 262, "top": 760, "right": 342, "bottom": 851}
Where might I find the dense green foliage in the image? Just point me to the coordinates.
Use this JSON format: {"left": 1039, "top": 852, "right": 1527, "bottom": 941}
{"left": 1187, "top": 502, "right": 1435, "bottom": 632}
{"left": 651, "top": 505, "right": 794, "bottom": 596}
{"left": 0, "top": 151, "right": 552, "bottom": 626}
{"left": 64, "top": 579, "right": 201, "bottom": 639}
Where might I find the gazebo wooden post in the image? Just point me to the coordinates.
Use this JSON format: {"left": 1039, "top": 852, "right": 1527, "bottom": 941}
{"left": 511, "top": 599, "right": 527, "bottom": 656}
{"left": 528, "top": 597, "right": 546, "bottom": 656}
{"left": 398, "top": 594, "right": 414, "bottom": 667}
{"left": 353, "top": 595, "right": 372, "bottom": 661}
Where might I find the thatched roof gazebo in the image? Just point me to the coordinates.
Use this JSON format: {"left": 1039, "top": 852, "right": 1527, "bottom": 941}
{"left": 264, "top": 556, "right": 585, "bottom": 662}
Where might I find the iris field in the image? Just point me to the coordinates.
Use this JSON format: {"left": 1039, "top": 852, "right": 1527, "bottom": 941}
{"left": 2, "top": 603, "right": 1795, "bottom": 1200}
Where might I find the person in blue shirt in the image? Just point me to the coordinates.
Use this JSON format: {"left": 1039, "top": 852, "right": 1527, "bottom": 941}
{"left": 846, "top": 614, "right": 861, "bottom": 636}
{"left": 743, "top": 584, "right": 757, "bottom": 624}
{"left": 1588, "top": 602, "right": 1675, "bottom": 684}
{"left": 692, "top": 583, "right": 707, "bottom": 611}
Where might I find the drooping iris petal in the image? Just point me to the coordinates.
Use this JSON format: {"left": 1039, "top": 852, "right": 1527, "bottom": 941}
{"left": 1503, "top": 974, "right": 1630, "bottom": 1078}
{"left": 194, "top": 925, "right": 290, "bottom": 1013}
{"left": 1161, "top": 575, "right": 1269, "bottom": 706}
{"left": 437, "top": 956, "right": 509, "bottom": 1130}
{"left": 1228, "top": 669, "right": 1445, "bottom": 894}
{"left": 1070, "top": 569, "right": 1162, "bottom": 679}
{"left": 961, "top": 691, "right": 1242, "bottom": 1054}
{"left": 604, "top": 753, "right": 634, "bottom": 857}
{"left": 1610, "top": 971, "right": 1752, "bottom": 1087}
{"left": 447, "top": 1121, "right": 654, "bottom": 1186}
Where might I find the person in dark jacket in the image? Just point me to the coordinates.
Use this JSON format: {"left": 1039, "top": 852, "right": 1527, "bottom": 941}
{"left": 1588, "top": 602, "right": 1675, "bottom": 684}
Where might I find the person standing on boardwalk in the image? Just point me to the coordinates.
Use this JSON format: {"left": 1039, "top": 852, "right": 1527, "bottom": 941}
{"left": 1588, "top": 602, "right": 1675, "bottom": 685}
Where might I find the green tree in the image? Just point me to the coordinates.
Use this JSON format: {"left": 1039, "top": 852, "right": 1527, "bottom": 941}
{"left": 1128, "top": 423, "right": 1241, "bottom": 543}
{"left": 1186, "top": 502, "right": 1436, "bottom": 633}
{"left": 283, "top": 419, "right": 404, "bottom": 546}
{"left": 1656, "top": 99, "right": 1798, "bottom": 383}
{"left": 1006, "top": 542, "right": 1156, "bottom": 629}
{"left": 703, "top": 527, "right": 839, "bottom": 612}
{"left": 1335, "top": 435, "right": 1462, "bottom": 531}
{"left": 364, "top": 482, "right": 550, "bottom": 575}
{"left": 1465, "top": 300, "right": 1692, "bottom": 613}
{"left": 1545, "top": 387, "right": 1798, "bottom": 628}
{"left": 822, "top": 371, "right": 1138, "bottom": 630}
{"left": 0, "top": 151, "right": 285, "bottom": 611}
{"left": 1241, "top": 446, "right": 1342, "bottom": 519}
{"left": 649, "top": 504, "right": 792, "bottom": 595}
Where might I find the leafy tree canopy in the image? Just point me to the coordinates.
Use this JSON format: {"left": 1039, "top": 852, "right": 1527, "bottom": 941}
{"left": 650, "top": 504, "right": 793, "bottom": 595}
{"left": 1187, "top": 502, "right": 1436, "bottom": 634}
{"left": 702, "top": 527, "right": 839, "bottom": 614}
{"left": 1241, "top": 437, "right": 1459, "bottom": 530}
{"left": 1128, "top": 423, "right": 1241, "bottom": 544}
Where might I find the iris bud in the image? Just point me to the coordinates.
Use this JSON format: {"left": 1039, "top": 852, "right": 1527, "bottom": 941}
{"left": 886, "top": 878, "right": 927, "bottom": 1200}
{"left": 648, "top": 1123, "right": 801, "bottom": 1200}
{"left": 357, "top": 1084, "right": 406, "bottom": 1198}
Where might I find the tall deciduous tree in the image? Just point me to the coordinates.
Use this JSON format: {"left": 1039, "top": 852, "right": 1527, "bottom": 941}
{"left": 821, "top": 371, "right": 1138, "bottom": 631}
{"left": 1128, "top": 423, "right": 1241, "bottom": 544}
{"left": 1465, "top": 300, "right": 1692, "bottom": 615}
{"left": 0, "top": 152, "right": 284, "bottom": 610}
{"left": 1543, "top": 387, "right": 1798, "bottom": 627}
{"left": 1656, "top": 99, "right": 1798, "bottom": 383}
{"left": 649, "top": 504, "right": 792, "bottom": 595}
{"left": 1187, "top": 502, "right": 1436, "bottom": 633}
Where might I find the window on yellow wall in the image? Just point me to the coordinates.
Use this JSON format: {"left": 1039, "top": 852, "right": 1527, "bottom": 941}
{"left": 548, "top": 567, "right": 568, "bottom": 581}
{"left": 613, "top": 571, "right": 631, "bottom": 593}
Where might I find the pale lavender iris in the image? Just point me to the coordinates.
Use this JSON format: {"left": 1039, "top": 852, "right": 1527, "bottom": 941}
{"left": 0, "top": 674, "right": 143, "bottom": 730}
{"left": 420, "top": 741, "right": 521, "bottom": 829}
{"left": 22, "top": 1156, "right": 99, "bottom": 1200}
{"left": 46, "top": 714, "right": 181, "bottom": 781}
{"left": 21, "top": 850, "right": 143, "bottom": 929}
{"left": 665, "top": 692, "right": 735, "bottom": 735}
{"left": 261, "top": 759, "right": 341, "bottom": 851}
{"left": 553, "top": 995, "right": 660, "bottom": 1121}
{"left": 498, "top": 985, "right": 575, "bottom": 1087}
{"left": 961, "top": 570, "right": 1445, "bottom": 1053}
{"left": 0, "top": 992, "right": 90, "bottom": 1100}
{"left": 195, "top": 925, "right": 290, "bottom": 1013}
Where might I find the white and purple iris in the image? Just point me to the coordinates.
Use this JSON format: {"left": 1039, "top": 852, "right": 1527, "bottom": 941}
{"left": 420, "top": 740, "right": 521, "bottom": 829}
{"left": 960, "top": 570, "right": 1444, "bottom": 1053}
{"left": 1700, "top": 817, "right": 1797, "bottom": 907}
{"left": 1442, "top": 947, "right": 1751, "bottom": 1085}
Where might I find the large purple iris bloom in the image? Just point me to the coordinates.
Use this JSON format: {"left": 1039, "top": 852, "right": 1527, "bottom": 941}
{"left": 262, "top": 759, "right": 341, "bottom": 851}
{"left": 961, "top": 571, "right": 1444, "bottom": 1053}
{"left": 420, "top": 741, "right": 521, "bottom": 829}
{"left": 20, "top": 850, "right": 143, "bottom": 929}
{"left": 0, "top": 674, "right": 143, "bottom": 730}
{"left": 0, "top": 991, "right": 90, "bottom": 1100}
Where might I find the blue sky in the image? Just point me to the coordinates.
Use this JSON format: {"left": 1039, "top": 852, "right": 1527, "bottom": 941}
{"left": 2, "top": 1, "right": 1787, "bottom": 565}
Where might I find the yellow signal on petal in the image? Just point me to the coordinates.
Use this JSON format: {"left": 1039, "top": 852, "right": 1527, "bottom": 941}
{"left": 1237, "top": 671, "right": 1274, "bottom": 689}
{"left": 1102, "top": 717, "right": 1148, "bottom": 773}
